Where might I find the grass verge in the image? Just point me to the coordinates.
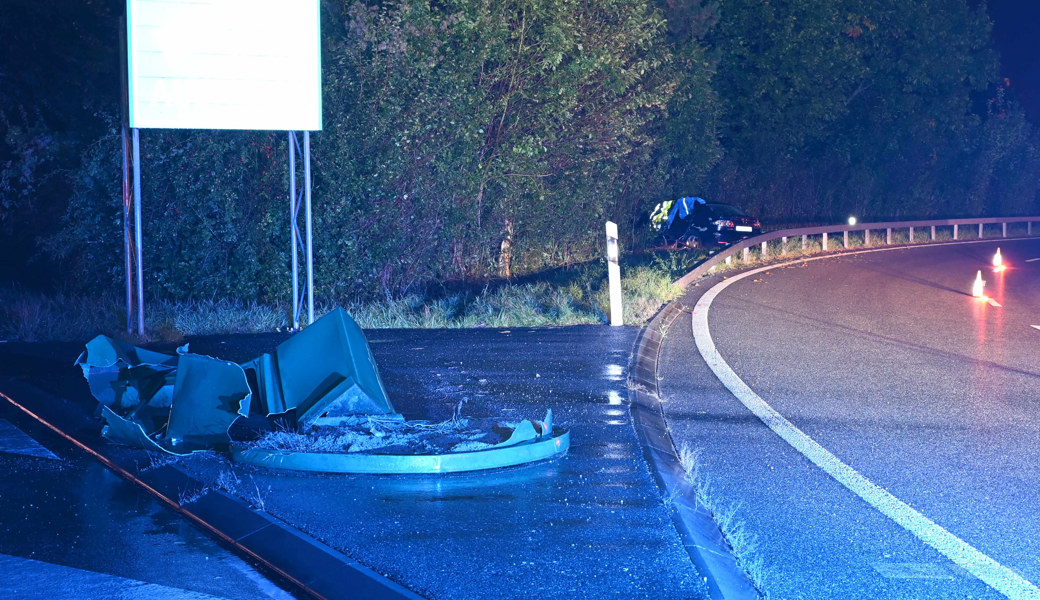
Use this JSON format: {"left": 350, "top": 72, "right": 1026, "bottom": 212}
{"left": 1, "top": 252, "right": 697, "bottom": 342}
{"left": 678, "top": 443, "right": 773, "bottom": 597}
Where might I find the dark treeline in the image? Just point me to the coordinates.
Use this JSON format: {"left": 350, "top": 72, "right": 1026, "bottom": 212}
{"left": 2, "top": 0, "right": 1038, "bottom": 302}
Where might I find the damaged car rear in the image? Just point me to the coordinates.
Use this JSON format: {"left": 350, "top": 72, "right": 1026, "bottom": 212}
{"left": 654, "top": 197, "right": 761, "bottom": 249}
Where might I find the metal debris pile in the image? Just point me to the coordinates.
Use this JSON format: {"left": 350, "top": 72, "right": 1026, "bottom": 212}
{"left": 77, "top": 308, "right": 566, "bottom": 472}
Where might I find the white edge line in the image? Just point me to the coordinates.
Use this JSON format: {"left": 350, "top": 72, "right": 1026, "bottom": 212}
{"left": 1025, "top": 258, "right": 1040, "bottom": 263}
{"left": 690, "top": 247, "right": 1040, "bottom": 600}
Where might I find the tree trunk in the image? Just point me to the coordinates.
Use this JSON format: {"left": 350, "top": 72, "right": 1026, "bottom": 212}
{"left": 498, "top": 217, "right": 514, "bottom": 279}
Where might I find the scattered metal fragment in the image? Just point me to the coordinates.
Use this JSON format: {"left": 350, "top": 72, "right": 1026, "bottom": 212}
{"left": 232, "top": 409, "right": 569, "bottom": 474}
{"left": 77, "top": 335, "right": 178, "bottom": 424}
{"left": 496, "top": 409, "right": 553, "bottom": 448}
{"left": 241, "top": 307, "right": 395, "bottom": 425}
{"left": 165, "top": 353, "right": 251, "bottom": 452}
{"left": 78, "top": 338, "right": 251, "bottom": 454}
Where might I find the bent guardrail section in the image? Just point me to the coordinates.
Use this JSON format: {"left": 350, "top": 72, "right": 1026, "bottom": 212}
{"left": 676, "top": 216, "right": 1040, "bottom": 289}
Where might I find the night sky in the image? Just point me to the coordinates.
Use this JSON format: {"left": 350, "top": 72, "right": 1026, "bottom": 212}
{"left": 987, "top": 0, "right": 1040, "bottom": 122}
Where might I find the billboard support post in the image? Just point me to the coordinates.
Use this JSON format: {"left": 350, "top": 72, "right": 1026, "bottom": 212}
{"left": 120, "top": 16, "right": 136, "bottom": 334}
{"left": 132, "top": 128, "right": 144, "bottom": 335}
{"left": 121, "top": 125, "right": 133, "bottom": 334}
{"left": 289, "top": 131, "right": 315, "bottom": 329}
{"left": 305, "top": 131, "right": 314, "bottom": 325}
{"left": 289, "top": 132, "right": 300, "bottom": 330}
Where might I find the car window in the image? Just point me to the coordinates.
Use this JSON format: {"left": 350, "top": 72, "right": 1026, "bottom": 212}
{"left": 707, "top": 203, "right": 748, "bottom": 217}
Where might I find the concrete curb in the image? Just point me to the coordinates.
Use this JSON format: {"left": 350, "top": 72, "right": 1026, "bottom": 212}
{"left": 0, "top": 377, "right": 422, "bottom": 600}
{"left": 627, "top": 297, "right": 760, "bottom": 600}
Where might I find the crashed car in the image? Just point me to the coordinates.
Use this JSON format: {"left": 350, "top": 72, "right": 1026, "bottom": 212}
{"left": 656, "top": 197, "right": 761, "bottom": 249}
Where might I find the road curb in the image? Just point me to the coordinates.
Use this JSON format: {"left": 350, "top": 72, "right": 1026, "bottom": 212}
{"left": 628, "top": 297, "right": 760, "bottom": 600}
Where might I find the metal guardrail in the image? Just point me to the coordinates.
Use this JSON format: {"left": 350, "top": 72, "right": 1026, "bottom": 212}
{"left": 675, "top": 216, "right": 1040, "bottom": 289}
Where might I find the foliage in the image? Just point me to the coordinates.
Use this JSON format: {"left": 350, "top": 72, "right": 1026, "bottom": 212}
{"left": 316, "top": 0, "right": 686, "bottom": 297}
{"left": 2, "top": 0, "right": 1038, "bottom": 306}
{"left": 703, "top": 0, "right": 1039, "bottom": 222}
{"left": 0, "top": 0, "right": 120, "bottom": 285}
{"left": 44, "top": 127, "right": 290, "bottom": 301}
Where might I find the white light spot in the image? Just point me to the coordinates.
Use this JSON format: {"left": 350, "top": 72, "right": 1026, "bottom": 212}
{"left": 603, "top": 364, "right": 625, "bottom": 381}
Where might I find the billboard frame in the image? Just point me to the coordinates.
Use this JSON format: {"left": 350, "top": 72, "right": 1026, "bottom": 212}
{"left": 120, "top": 1, "right": 321, "bottom": 334}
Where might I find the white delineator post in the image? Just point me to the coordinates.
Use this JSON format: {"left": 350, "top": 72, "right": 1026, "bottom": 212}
{"left": 606, "top": 221, "right": 623, "bottom": 326}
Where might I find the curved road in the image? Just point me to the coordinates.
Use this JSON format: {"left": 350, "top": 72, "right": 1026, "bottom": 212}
{"left": 659, "top": 239, "right": 1040, "bottom": 599}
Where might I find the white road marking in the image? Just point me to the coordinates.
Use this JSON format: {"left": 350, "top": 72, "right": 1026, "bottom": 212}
{"left": 987, "top": 298, "right": 1003, "bottom": 307}
{"left": 1032, "top": 326, "right": 1040, "bottom": 332}
{"left": 691, "top": 256, "right": 1040, "bottom": 600}
{"left": 1025, "top": 258, "right": 1040, "bottom": 263}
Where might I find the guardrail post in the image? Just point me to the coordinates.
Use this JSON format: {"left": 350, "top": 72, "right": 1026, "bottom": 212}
{"left": 843, "top": 231, "right": 849, "bottom": 249}
{"left": 781, "top": 236, "right": 788, "bottom": 255}
{"left": 822, "top": 232, "right": 828, "bottom": 251}
{"left": 979, "top": 222, "right": 984, "bottom": 238}
{"left": 726, "top": 255, "right": 732, "bottom": 266}
{"left": 886, "top": 228, "right": 892, "bottom": 245}
{"left": 954, "top": 224, "right": 959, "bottom": 240}
{"left": 909, "top": 226, "right": 915, "bottom": 243}
{"left": 802, "top": 235, "right": 807, "bottom": 250}
{"left": 743, "top": 247, "right": 750, "bottom": 262}
{"left": 761, "top": 241, "right": 768, "bottom": 258}
{"left": 1002, "top": 222, "right": 1007, "bottom": 238}
{"left": 1030, "top": 222, "right": 1033, "bottom": 235}
{"left": 865, "top": 229, "right": 870, "bottom": 245}
{"left": 931, "top": 225, "right": 936, "bottom": 240}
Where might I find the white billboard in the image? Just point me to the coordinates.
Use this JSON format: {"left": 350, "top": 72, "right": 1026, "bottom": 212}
{"left": 127, "top": 0, "right": 322, "bottom": 131}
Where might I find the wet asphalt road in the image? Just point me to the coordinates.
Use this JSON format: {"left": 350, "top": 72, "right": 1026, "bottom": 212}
{"left": 179, "top": 327, "right": 706, "bottom": 600}
{"left": 0, "top": 402, "right": 296, "bottom": 600}
{"left": 0, "top": 326, "right": 707, "bottom": 599}
{"left": 658, "top": 238, "right": 1040, "bottom": 599}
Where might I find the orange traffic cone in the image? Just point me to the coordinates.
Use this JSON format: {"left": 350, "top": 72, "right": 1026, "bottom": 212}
{"left": 972, "top": 270, "right": 986, "bottom": 297}
{"left": 993, "top": 248, "right": 1005, "bottom": 271}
